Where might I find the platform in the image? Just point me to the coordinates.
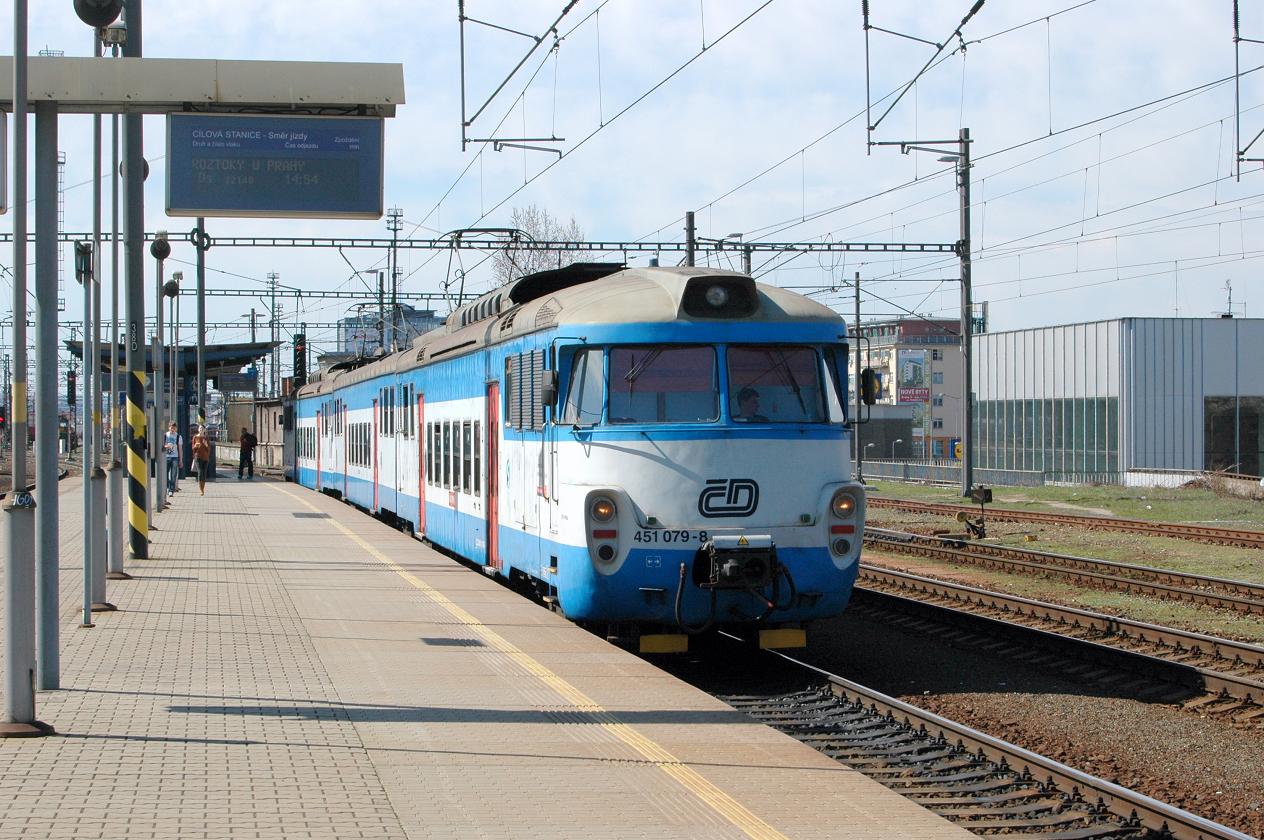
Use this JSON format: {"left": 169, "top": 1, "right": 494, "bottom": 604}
{"left": 0, "top": 475, "right": 971, "bottom": 839}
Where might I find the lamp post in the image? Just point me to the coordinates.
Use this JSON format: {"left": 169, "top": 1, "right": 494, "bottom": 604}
{"left": 891, "top": 438, "right": 903, "bottom": 460}
{"left": 103, "top": 17, "right": 129, "bottom": 581}
{"left": 150, "top": 232, "right": 170, "bottom": 511}
{"left": 875, "top": 128, "right": 974, "bottom": 497}
{"left": 168, "top": 273, "right": 181, "bottom": 488}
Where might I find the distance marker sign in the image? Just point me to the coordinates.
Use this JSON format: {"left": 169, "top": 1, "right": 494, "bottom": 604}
{"left": 166, "top": 114, "right": 383, "bottom": 219}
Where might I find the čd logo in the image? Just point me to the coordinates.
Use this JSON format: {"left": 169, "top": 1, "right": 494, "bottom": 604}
{"left": 697, "top": 478, "right": 760, "bottom": 518}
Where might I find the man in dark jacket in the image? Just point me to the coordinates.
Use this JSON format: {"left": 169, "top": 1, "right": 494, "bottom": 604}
{"left": 239, "top": 427, "right": 257, "bottom": 480}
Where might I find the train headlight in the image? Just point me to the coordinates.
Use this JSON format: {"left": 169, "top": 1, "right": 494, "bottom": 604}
{"left": 591, "top": 497, "right": 617, "bottom": 522}
{"left": 704, "top": 285, "right": 730, "bottom": 308}
{"left": 831, "top": 489, "right": 858, "bottom": 518}
{"left": 832, "top": 538, "right": 851, "bottom": 556}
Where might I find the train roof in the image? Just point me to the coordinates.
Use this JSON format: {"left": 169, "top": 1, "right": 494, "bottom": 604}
{"left": 297, "top": 265, "right": 844, "bottom": 397}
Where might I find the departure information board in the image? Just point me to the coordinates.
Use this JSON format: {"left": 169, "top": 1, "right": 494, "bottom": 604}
{"left": 166, "top": 114, "right": 383, "bottom": 219}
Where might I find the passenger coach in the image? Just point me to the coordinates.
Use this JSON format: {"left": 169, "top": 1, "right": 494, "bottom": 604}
{"left": 290, "top": 263, "right": 874, "bottom": 652}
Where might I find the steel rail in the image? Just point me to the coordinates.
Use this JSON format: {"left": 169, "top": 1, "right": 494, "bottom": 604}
{"left": 754, "top": 645, "right": 1256, "bottom": 840}
{"left": 857, "top": 565, "right": 1264, "bottom": 704}
{"left": 864, "top": 527, "right": 1264, "bottom": 615}
{"left": 868, "top": 497, "right": 1264, "bottom": 549}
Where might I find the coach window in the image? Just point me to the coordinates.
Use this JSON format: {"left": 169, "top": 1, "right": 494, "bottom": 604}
{"left": 462, "top": 421, "right": 472, "bottom": 493}
{"left": 562, "top": 347, "right": 604, "bottom": 425}
{"left": 431, "top": 423, "right": 441, "bottom": 485}
{"left": 442, "top": 422, "right": 452, "bottom": 488}
{"left": 608, "top": 346, "right": 717, "bottom": 424}
{"left": 727, "top": 345, "right": 826, "bottom": 423}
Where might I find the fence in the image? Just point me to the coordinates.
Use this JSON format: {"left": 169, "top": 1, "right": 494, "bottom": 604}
{"left": 857, "top": 460, "right": 1264, "bottom": 489}
{"left": 216, "top": 442, "right": 284, "bottom": 473}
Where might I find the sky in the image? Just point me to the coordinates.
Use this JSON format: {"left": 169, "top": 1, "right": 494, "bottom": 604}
{"left": 5, "top": 0, "right": 1264, "bottom": 368}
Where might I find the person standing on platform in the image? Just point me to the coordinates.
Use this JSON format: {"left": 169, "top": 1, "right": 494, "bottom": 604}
{"left": 164, "top": 421, "right": 183, "bottom": 496}
{"left": 238, "top": 426, "right": 257, "bottom": 480}
{"left": 192, "top": 426, "right": 211, "bottom": 496}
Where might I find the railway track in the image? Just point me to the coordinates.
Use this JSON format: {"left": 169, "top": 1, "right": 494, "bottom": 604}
{"left": 715, "top": 646, "right": 1253, "bottom": 839}
{"left": 855, "top": 565, "right": 1264, "bottom": 722}
{"left": 867, "top": 497, "right": 1264, "bottom": 550}
{"left": 864, "top": 527, "right": 1264, "bottom": 616}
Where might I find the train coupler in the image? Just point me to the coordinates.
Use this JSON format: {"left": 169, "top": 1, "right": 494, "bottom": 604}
{"left": 695, "top": 534, "right": 777, "bottom": 588}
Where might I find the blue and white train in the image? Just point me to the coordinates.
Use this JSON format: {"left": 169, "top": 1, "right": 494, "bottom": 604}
{"left": 288, "top": 263, "right": 872, "bottom": 652}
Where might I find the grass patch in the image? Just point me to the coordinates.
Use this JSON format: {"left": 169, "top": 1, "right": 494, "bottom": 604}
{"left": 865, "top": 480, "right": 1264, "bottom": 527}
{"left": 867, "top": 513, "right": 1264, "bottom": 585}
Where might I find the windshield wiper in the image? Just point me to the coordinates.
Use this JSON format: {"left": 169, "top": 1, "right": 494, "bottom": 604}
{"left": 623, "top": 348, "right": 663, "bottom": 389}
{"left": 775, "top": 349, "right": 807, "bottom": 414}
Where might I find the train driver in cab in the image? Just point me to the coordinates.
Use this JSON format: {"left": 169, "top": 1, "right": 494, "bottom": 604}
{"left": 734, "top": 386, "right": 769, "bottom": 422}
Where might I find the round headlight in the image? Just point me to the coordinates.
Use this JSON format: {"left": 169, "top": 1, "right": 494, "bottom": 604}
{"left": 597, "top": 544, "right": 615, "bottom": 561}
{"left": 704, "top": 285, "right": 730, "bottom": 308}
{"left": 831, "top": 489, "right": 857, "bottom": 518}
{"left": 832, "top": 538, "right": 852, "bottom": 556}
{"left": 591, "top": 497, "right": 616, "bottom": 522}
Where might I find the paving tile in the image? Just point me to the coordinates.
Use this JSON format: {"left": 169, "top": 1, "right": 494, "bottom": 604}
{"left": 0, "top": 476, "right": 970, "bottom": 839}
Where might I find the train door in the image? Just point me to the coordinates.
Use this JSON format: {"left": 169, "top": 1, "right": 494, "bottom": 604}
{"left": 315, "top": 410, "right": 322, "bottom": 491}
{"left": 382, "top": 385, "right": 398, "bottom": 514}
{"left": 417, "top": 393, "right": 426, "bottom": 536}
{"left": 389, "top": 384, "right": 399, "bottom": 507}
{"left": 394, "top": 384, "right": 404, "bottom": 514}
{"left": 282, "top": 403, "right": 295, "bottom": 482}
{"left": 372, "top": 397, "right": 379, "bottom": 511}
{"left": 486, "top": 381, "right": 500, "bottom": 571}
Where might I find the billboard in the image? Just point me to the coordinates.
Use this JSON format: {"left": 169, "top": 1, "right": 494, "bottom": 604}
{"left": 166, "top": 114, "right": 384, "bottom": 219}
{"left": 896, "top": 349, "right": 928, "bottom": 404}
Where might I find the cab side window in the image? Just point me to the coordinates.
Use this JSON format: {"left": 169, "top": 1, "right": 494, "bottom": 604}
{"left": 562, "top": 348, "right": 604, "bottom": 425}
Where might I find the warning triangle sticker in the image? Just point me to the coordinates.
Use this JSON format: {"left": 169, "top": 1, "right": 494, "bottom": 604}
{"left": 737, "top": 536, "right": 749, "bottom": 546}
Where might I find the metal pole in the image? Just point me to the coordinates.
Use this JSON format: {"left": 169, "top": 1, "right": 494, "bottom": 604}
{"left": 196, "top": 219, "right": 206, "bottom": 428}
{"left": 34, "top": 102, "right": 60, "bottom": 690}
{"left": 83, "top": 241, "right": 96, "bottom": 627}
{"left": 958, "top": 127, "right": 974, "bottom": 497}
{"left": 458, "top": 0, "right": 468, "bottom": 150}
{"left": 684, "top": 211, "right": 696, "bottom": 267}
{"left": 87, "top": 25, "right": 111, "bottom": 615}
{"left": 169, "top": 292, "right": 176, "bottom": 483}
{"left": 250, "top": 308, "right": 258, "bottom": 436}
{"left": 377, "top": 272, "right": 385, "bottom": 352}
{"left": 269, "top": 273, "right": 278, "bottom": 396}
{"left": 123, "top": 0, "right": 149, "bottom": 561}
{"left": 152, "top": 246, "right": 166, "bottom": 510}
{"left": 742, "top": 245, "right": 752, "bottom": 277}
{"left": 107, "top": 69, "right": 128, "bottom": 580}
{"left": 388, "top": 208, "right": 401, "bottom": 351}
{"left": 854, "top": 271, "right": 863, "bottom": 484}
{"left": 2, "top": 0, "right": 50, "bottom": 737}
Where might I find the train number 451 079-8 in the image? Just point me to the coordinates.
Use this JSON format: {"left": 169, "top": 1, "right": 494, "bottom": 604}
{"left": 633, "top": 530, "right": 708, "bottom": 544}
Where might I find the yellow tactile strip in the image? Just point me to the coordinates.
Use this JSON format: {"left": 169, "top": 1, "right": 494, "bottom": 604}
{"left": 271, "top": 483, "right": 790, "bottom": 840}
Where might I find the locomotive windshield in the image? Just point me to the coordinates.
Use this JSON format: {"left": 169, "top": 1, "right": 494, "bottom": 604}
{"left": 609, "top": 346, "right": 719, "bottom": 423}
{"left": 728, "top": 345, "right": 826, "bottom": 423}
{"left": 561, "top": 343, "right": 849, "bottom": 425}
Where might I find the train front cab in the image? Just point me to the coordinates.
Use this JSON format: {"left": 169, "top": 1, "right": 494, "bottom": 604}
{"left": 538, "top": 328, "right": 878, "bottom": 654}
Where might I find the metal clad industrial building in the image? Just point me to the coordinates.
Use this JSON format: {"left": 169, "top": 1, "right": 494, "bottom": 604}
{"left": 973, "top": 317, "right": 1264, "bottom": 479}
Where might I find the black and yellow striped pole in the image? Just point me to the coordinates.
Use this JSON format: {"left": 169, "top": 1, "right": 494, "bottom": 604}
{"left": 126, "top": 366, "right": 148, "bottom": 559}
{"left": 121, "top": 2, "right": 148, "bottom": 560}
